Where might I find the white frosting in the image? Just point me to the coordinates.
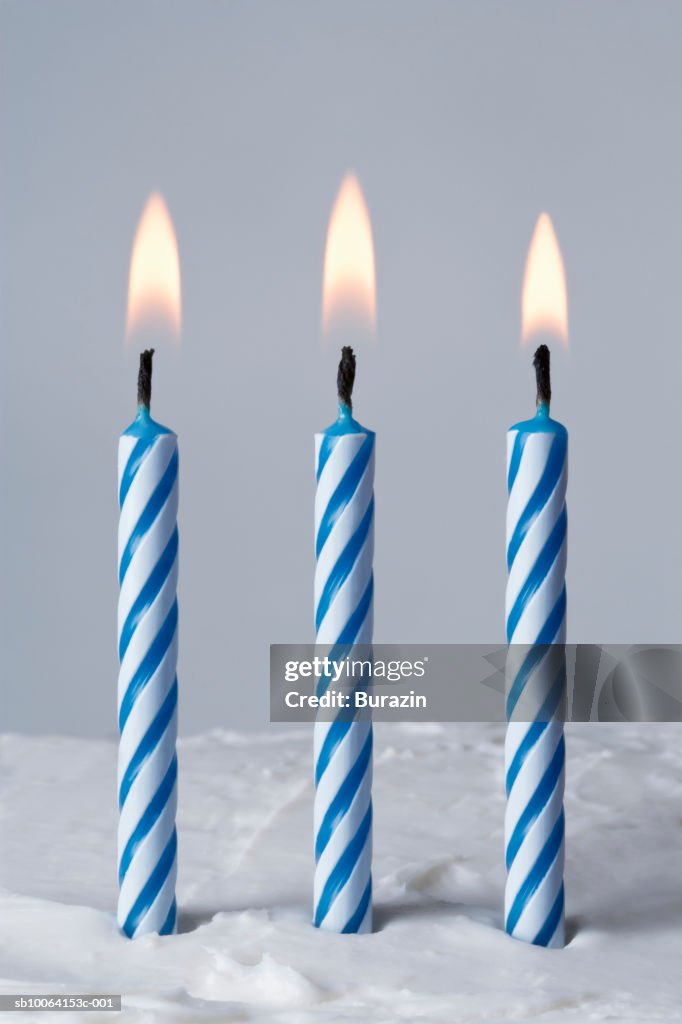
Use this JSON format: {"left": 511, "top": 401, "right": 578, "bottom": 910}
{"left": 0, "top": 724, "right": 679, "bottom": 1019}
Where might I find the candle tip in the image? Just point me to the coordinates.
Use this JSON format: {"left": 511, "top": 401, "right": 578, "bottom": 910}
{"left": 337, "top": 346, "right": 356, "bottom": 411}
{"left": 137, "top": 349, "right": 155, "bottom": 410}
{"left": 533, "top": 344, "right": 551, "bottom": 408}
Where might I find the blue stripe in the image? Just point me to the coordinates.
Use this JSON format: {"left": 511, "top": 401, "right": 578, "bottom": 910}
{"left": 119, "top": 438, "right": 155, "bottom": 509}
{"left": 118, "top": 754, "right": 177, "bottom": 885}
{"left": 315, "top": 728, "right": 372, "bottom": 860}
{"left": 315, "top": 497, "right": 374, "bottom": 633}
{"left": 315, "top": 720, "right": 351, "bottom": 785}
{"left": 159, "top": 898, "right": 177, "bottom": 936}
{"left": 507, "top": 431, "right": 526, "bottom": 493}
{"left": 315, "top": 643, "right": 352, "bottom": 700}
{"left": 315, "top": 642, "right": 354, "bottom": 700}
{"left": 314, "top": 803, "right": 372, "bottom": 928}
{"left": 505, "top": 507, "right": 567, "bottom": 642}
{"left": 536, "top": 658, "right": 566, "bottom": 722}
{"left": 118, "top": 677, "right": 178, "bottom": 808}
{"left": 505, "top": 721, "right": 547, "bottom": 795}
{"left": 507, "top": 436, "right": 565, "bottom": 571}
{"left": 506, "top": 647, "right": 566, "bottom": 721}
{"left": 506, "top": 810, "right": 565, "bottom": 938}
{"left": 506, "top": 645, "right": 547, "bottom": 719}
{"left": 119, "top": 600, "right": 178, "bottom": 732}
{"left": 119, "top": 528, "right": 179, "bottom": 661}
{"left": 533, "top": 883, "right": 564, "bottom": 947}
{"left": 122, "top": 829, "right": 177, "bottom": 939}
{"left": 317, "top": 435, "right": 339, "bottom": 481}
{"left": 506, "top": 733, "right": 564, "bottom": 870}
{"left": 119, "top": 449, "right": 178, "bottom": 586}
{"left": 342, "top": 877, "right": 372, "bottom": 934}
{"left": 337, "top": 576, "right": 373, "bottom": 646}
{"left": 536, "top": 587, "right": 566, "bottom": 645}
{"left": 316, "top": 436, "right": 373, "bottom": 558}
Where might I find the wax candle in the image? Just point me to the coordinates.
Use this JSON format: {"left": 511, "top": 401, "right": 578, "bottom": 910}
{"left": 504, "top": 344, "right": 567, "bottom": 948}
{"left": 313, "top": 347, "right": 374, "bottom": 934}
{"left": 117, "top": 350, "right": 179, "bottom": 938}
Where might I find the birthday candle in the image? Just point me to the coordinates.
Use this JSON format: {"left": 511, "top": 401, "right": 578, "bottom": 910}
{"left": 117, "top": 350, "right": 179, "bottom": 938}
{"left": 313, "top": 347, "right": 374, "bottom": 933}
{"left": 504, "top": 344, "right": 567, "bottom": 948}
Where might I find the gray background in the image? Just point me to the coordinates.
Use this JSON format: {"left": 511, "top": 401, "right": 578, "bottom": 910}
{"left": 1, "top": 1, "right": 679, "bottom": 736}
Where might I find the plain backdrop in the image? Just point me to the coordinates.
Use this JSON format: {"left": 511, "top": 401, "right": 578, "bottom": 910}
{"left": 1, "top": 1, "right": 680, "bottom": 735}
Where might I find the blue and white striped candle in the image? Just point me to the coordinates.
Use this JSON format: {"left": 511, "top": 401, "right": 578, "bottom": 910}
{"left": 313, "top": 347, "right": 374, "bottom": 934}
{"left": 117, "top": 349, "right": 179, "bottom": 938}
{"left": 504, "top": 344, "right": 567, "bottom": 948}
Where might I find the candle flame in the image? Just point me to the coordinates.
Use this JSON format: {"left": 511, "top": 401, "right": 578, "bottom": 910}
{"left": 521, "top": 213, "right": 568, "bottom": 346}
{"left": 126, "top": 192, "right": 181, "bottom": 342}
{"left": 322, "top": 173, "right": 376, "bottom": 335}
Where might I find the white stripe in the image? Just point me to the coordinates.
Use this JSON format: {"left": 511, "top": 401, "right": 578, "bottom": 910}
{"left": 314, "top": 771, "right": 371, "bottom": 895}
{"left": 118, "top": 497, "right": 178, "bottom": 628}
{"left": 314, "top": 721, "right": 371, "bottom": 833}
{"left": 508, "top": 538, "right": 566, "bottom": 645}
{"left": 118, "top": 735, "right": 177, "bottom": 852}
{"left": 118, "top": 795, "right": 177, "bottom": 931}
{"left": 133, "top": 868, "right": 177, "bottom": 937}
{"left": 314, "top": 433, "right": 369, "bottom": 537}
{"left": 506, "top": 429, "right": 517, "bottom": 479}
{"left": 118, "top": 435, "right": 137, "bottom": 479}
{"left": 504, "top": 722, "right": 561, "bottom": 832}
{"left": 314, "top": 458, "right": 374, "bottom": 597}
{"left": 117, "top": 675, "right": 177, "bottom": 786}
{"left": 506, "top": 433, "right": 555, "bottom": 539}
{"left": 506, "top": 465, "right": 567, "bottom": 614}
{"left": 316, "top": 544, "right": 373, "bottom": 644}
{"left": 118, "top": 437, "right": 176, "bottom": 559}
{"left": 316, "top": 820, "right": 372, "bottom": 933}
{"left": 118, "top": 568, "right": 178, "bottom": 701}
{"left": 501, "top": 786, "right": 561, "bottom": 925}
{"left": 509, "top": 836, "right": 564, "bottom": 944}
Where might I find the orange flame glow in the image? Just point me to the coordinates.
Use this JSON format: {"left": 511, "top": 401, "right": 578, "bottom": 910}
{"left": 322, "top": 173, "right": 376, "bottom": 334}
{"left": 126, "top": 192, "right": 181, "bottom": 341}
{"left": 521, "top": 213, "right": 568, "bottom": 346}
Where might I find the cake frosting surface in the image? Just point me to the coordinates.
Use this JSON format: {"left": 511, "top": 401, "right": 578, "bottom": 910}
{"left": 1, "top": 723, "right": 680, "bottom": 1022}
